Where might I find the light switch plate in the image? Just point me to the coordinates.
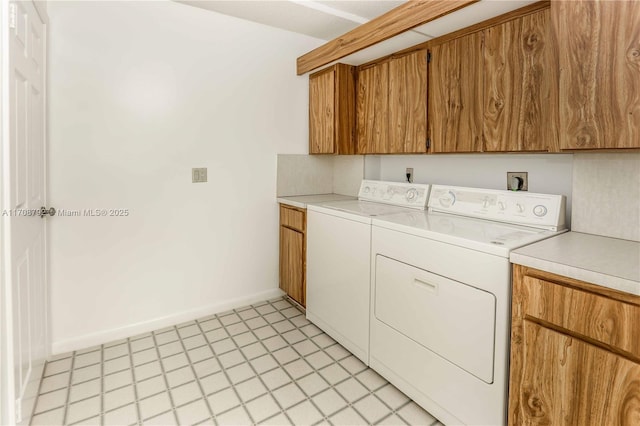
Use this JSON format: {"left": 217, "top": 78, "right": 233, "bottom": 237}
{"left": 192, "top": 168, "right": 207, "bottom": 183}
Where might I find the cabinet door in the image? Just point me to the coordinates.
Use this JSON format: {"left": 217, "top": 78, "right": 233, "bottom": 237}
{"left": 554, "top": 1, "right": 640, "bottom": 149}
{"left": 309, "top": 68, "right": 336, "bottom": 154}
{"left": 389, "top": 50, "right": 428, "bottom": 153}
{"left": 429, "top": 32, "right": 484, "bottom": 153}
{"left": 279, "top": 226, "right": 304, "bottom": 306}
{"left": 484, "top": 9, "right": 557, "bottom": 152}
{"left": 509, "top": 321, "right": 640, "bottom": 425}
{"left": 357, "top": 61, "right": 389, "bottom": 154}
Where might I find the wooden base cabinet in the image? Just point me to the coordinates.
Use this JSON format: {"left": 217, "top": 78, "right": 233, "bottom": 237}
{"left": 509, "top": 265, "right": 640, "bottom": 425}
{"left": 279, "top": 204, "right": 306, "bottom": 306}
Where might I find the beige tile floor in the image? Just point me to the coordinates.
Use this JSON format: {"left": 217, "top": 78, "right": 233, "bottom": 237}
{"left": 31, "top": 297, "right": 443, "bottom": 426}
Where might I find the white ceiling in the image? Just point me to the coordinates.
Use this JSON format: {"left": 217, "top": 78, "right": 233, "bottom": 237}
{"left": 177, "top": 0, "right": 539, "bottom": 67}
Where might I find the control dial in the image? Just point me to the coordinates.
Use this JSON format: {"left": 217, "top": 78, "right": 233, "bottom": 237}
{"left": 439, "top": 191, "right": 456, "bottom": 208}
{"left": 533, "top": 205, "right": 548, "bottom": 217}
{"left": 406, "top": 188, "right": 417, "bottom": 202}
{"left": 516, "top": 203, "right": 525, "bottom": 213}
{"left": 498, "top": 201, "right": 506, "bottom": 211}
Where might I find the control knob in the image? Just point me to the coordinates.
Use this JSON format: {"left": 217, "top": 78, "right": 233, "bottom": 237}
{"left": 516, "top": 203, "right": 525, "bottom": 213}
{"left": 406, "top": 188, "right": 417, "bottom": 202}
{"left": 498, "top": 201, "right": 506, "bottom": 211}
{"left": 439, "top": 191, "right": 456, "bottom": 208}
{"left": 533, "top": 205, "right": 548, "bottom": 217}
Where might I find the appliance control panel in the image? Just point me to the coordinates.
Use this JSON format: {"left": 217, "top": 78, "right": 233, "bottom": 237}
{"left": 358, "top": 180, "right": 431, "bottom": 209}
{"left": 428, "top": 185, "right": 566, "bottom": 231}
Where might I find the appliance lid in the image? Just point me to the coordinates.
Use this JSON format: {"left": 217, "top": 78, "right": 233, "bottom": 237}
{"left": 308, "top": 200, "right": 418, "bottom": 219}
{"left": 372, "top": 210, "right": 567, "bottom": 257}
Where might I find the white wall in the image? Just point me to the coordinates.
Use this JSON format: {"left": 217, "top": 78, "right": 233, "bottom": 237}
{"left": 48, "top": 1, "right": 322, "bottom": 353}
{"left": 276, "top": 154, "right": 364, "bottom": 197}
{"left": 366, "top": 154, "right": 574, "bottom": 225}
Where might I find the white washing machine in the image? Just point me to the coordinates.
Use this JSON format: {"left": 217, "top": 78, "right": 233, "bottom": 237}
{"left": 369, "top": 185, "right": 567, "bottom": 426}
{"left": 306, "top": 180, "right": 431, "bottom": 364}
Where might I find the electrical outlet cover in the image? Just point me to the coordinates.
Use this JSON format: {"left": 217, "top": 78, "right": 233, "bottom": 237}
{"left": 507, "top": 172, "right": 528, "bottom": 191}
{"left": 406, "top": 168, "right": 414, "bottom": 183}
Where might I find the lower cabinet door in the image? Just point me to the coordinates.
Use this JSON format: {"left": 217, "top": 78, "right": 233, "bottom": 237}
{"left": 509, "top": 321, "right": 640, "bottom": 425}
{"left": 279, "top": 226, "right": 304, "bottom": 306}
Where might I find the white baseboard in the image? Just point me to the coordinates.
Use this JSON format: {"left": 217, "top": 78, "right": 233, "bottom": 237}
{"left": 51, "top": 288, "right": 285, "bottom": 355}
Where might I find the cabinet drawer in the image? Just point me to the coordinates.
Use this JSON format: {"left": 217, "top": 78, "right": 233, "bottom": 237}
{"left": 280, "top": 205, "right": 305, "bottom": 232}
{"left": 521, "top": 276, "right": 640, "bottom": 358}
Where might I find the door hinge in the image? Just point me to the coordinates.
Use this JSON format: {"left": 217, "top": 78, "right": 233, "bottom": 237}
{"left": 426, "top": 138, "right": 431, "bottom": 150}
{"left": 9, "top": 3, "right": 17, "bottom": 29}
{"left": 427, "top": 52, "right": 431, "bottom": 63}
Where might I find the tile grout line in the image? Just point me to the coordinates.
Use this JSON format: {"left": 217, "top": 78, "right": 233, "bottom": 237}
{"left": 242, "top": 298, "right": 334, "bottom": 423}
{"left": 125, "top": 338, "right": 143, "bottom": 425}
{"left": 260, "top": 298, "right": 329, "bottom": 423}
{"left": 172, "top": 324, "right": 217, "bottom": 425}
{"left": 61, "top": 352, "right": 76, "bottom": 426}
{"left": 262, "top": 298, "right": 347, "bottom": 423}
{"left": 99, "top": 345, "right": 104, "bottom": 426}
{"left": 276, "top": 300, "right": 440, "bottom": 425}
{"left": 33, "top": 296, "right": 442, "bottom": 426}
{"left": 263, "top": 298, "right": 391, "bottom": 424}
{"left": 149, "top": 331, "right": 181, "bottom": 424}
{"left": 198, "top": 313, "right": 257, "bottom": 424}
{"left": 28, "top": 357, "right": 49, "bottom": 422}
{"left": 257, "top": 298, "right": 345, "bottom": 424}
{"left": 222, "top": 300, "right": 299, "bottom": 424}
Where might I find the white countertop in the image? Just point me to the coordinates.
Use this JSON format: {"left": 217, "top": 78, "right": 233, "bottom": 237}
{"left": 277, "top": 193, "right": 356, "bottom": 209}
{"left": 510, "top": 232, "right": 640, "bottom": 296}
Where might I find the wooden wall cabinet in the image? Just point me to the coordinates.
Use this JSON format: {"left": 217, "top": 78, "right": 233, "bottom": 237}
{"left": 429, "top": 8, "right": 556, "bottom": 153}
{"left": 357, "top": 50, "right": 428, "bottom": 154}
{"left": 553, "top": 0, "right": 640, "bottom": 150}
{"left": 309, "top": 64, "right": 356, "bottom": 154}
{"left": 279, "top": 204, "right": 306, "bottom": 306}
{"left": 429, "top": 32, "right": 484, "bottom": 153}
{"left": 483, "top": 9, "right": 557, "bottom": 152}
{"left": 357, "top": 61, "right": 389, "bottom": 153}
{"left": 509, "top": 265, "right": 640, "bottom": 425}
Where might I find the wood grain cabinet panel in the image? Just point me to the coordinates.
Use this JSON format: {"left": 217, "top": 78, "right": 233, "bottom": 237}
{"left": 357, "top": 50, "right": 428, "bottom": 154}
{"left": 513, "top": 322, "right": 640, "bottom": 425}
{"left": 357, "top": 61, "right": 390, "bottom": 154}
{"left": 279, "top": 205, "right": 306, "bottom": 307}
{"left": 509, "top": 265, "right": 640, "bottom": 425}
{"left": 429, "top": 32, "right": 484, "bottom": 153}
{"left": 483, "top": 9, "right": 557, "bottom": 152}
{"left": 389, "top": 50, "right": 428, "bottom": 153}
{"left": 280, "top": 205, "right": 305, "bottom": 232}
{"left": 309, "top": 64, "right": 356, "bottom": 154}
{"left": 554, "top": 0, "right": 640, "bottom": 149}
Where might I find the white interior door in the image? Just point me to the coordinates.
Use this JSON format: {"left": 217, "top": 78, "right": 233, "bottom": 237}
{"left": 1, "top": 1, "right": 48, "bottom": 424}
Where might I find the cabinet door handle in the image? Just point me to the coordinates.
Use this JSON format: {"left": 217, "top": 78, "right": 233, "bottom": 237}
{"left": 414, "top": 278, "right": 438, "bottom": 294}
